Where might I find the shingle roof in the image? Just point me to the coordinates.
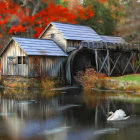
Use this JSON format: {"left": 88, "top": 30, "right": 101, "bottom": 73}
{"left": 100, "top": 35, "right": 126, "bottom": 43}
{"left": 40, "top": 22, "right": 103, "bottom": 41}
{"left": 13, "top": 37, "right": 67, "bottom": 56}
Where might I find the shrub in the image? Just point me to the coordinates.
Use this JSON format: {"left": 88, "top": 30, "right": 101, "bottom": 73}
{"left": 75, "top": 68, "right": 106, "bottom": 89}
{"left": 40, "top": 77, "right": 56, "bottom": 90}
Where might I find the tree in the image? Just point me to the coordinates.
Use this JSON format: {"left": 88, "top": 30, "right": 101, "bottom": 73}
{"left": 81, "top": 0, "right": 123, "bottom": 35}
{"left": 116, "top": 0, "right": 140, "bottom": 43}
{"left": 0, "top": 0, "right": 94, "bottom": 49}
{"left": 0, "top": 0, "right": 31, "bottom": 51}
{"left": 32, "top": 2, "right": 77, "bottom": 37}
{"left": 0, "top": 0, "right": 27, "bottom": 36}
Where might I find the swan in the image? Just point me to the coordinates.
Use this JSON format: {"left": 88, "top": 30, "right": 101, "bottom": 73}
{"left": 107, "top": 109, "right": 130, "bottom": 121}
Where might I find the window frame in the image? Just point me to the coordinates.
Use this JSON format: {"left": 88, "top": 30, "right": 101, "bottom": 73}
{"left": 18, "top": 56, "right": 22, "bottom": 64}
{"left": 51, "top": 33, "right": 55, "bottom": 39}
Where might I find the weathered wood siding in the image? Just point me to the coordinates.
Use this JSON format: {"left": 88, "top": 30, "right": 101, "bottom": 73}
{"left": 67, "top": 40, "right": 81, "bottom": 52}
{"left": 28, "top": 56, "right": 66, "bottom": 77}
{"left": 1, "top": 40, "right": 28, "bottom": 76}
{"left": 40, "top": 24, "right": 67, "bottom": 52}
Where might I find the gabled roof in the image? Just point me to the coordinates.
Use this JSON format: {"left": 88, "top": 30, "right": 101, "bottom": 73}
{"left": 39, "top": 22, "right": 103, "bottom": 41}
{"left": 1, "top": 37, "right": 67, "bottom": 57}
{"left": 100, "top": 35, "right": 126, "bottom": 43}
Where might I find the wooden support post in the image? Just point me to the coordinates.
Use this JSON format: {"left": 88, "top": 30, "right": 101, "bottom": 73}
{"left": 129, "top": 62, "right": 136, "bottom": 73}
{"left": 107, "top": 50, "right": 110, "bottom": 76}
{"left": 95, "top": 49, "right": 98, "bottom": 72}
{"left": 129, "top": 53, "right": 136, "bottom": 73}
{"left": 132, "top": 52, "right": 140, "bottom": 73}
{"left": 99, "top": 51, "right": 109, "bottom": 74}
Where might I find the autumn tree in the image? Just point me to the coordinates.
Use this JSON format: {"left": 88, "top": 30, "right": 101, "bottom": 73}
{"left": 32, "top": 2, "right": 77, "bottom": 37}
{"left": 0, "top": 0, "right": 94, "bottom": 51}
{"left": 0, "top": 0, "right": 31, "bottom": 51}
{"left": 116, "top": 0, "right": 140, "bottom": 43}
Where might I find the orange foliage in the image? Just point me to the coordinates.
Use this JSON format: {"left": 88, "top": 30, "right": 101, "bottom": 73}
{"left": 66, "top": 0, "right": 94, "bottom": 21}
{"left": 98, "top": 0, "right": 106, "bottom": 3}
{"left": 10, "top": 83, "right": 14, "bottom": 87}
{"left": 76, "top": 68, "right": 106, "bottom": 89}
{"left": 98, "top": 20, "right": 102, "bottom": 23}
{"left": 76, "top": 6, "right": 94, "bottom": 20}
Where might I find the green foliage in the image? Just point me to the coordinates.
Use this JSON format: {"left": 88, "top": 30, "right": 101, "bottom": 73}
{"left": 79, "top": 0, "right": 118, "bottom": 35}
{"left": 52, "top": 0, "right": 68, "bottom": 6}
{"left": 114, "top": 74, "right": 140, "bottom": 84}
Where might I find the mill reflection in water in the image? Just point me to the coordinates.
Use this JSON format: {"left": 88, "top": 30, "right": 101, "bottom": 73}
{"left": 0, "top": 88, "right": 140, "bottom": 140}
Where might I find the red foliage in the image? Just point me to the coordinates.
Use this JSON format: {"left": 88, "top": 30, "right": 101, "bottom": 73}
{"left": 0, "top": 1, "right": 94, "bottom": 38}
{"left": 9, "top": 25, "right": 26, "bottom": 34}
{"left": 0, "top": 0, "right": 31, "bottom": 36}
{"left": 33, "top": 3, "right": 77, "bottom": 37}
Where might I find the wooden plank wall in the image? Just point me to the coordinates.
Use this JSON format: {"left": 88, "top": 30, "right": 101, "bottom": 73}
{"left": 66, "top": 40, "right": 81, "bottom": 52}
{"left": 28, "top": 56, "right": 66, "bottom": 77}
{"left": 1, "top": 40, "right": 28, "bottom": 76}
{"left": 41, "top": 24, "right": 67, "bottom": 52}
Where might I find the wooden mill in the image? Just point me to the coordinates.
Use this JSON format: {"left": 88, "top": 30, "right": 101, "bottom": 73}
{"left": 1, "top": 22, "right": 140, "bottom": 83}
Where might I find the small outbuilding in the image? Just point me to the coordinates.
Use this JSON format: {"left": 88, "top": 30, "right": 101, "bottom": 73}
{"left": 0, "top": 37, "right": 67, "bottom": 78}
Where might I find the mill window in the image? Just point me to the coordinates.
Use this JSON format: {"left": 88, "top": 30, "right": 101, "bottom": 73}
{"left": 18, "top": 56, "right": 22, "bottom": 64}
{"left": 17, "top": 56, "right": 27, "bottom": 64}
{"left": 23, "top": 56, "right": 27, "bottom": 64}
{"left": 51, "top": 34, "right": 55, "bottom": 38}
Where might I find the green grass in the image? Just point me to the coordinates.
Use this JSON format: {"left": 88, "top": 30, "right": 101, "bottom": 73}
{"left": 113, "top": 74, "right": 140, "bottom": 84}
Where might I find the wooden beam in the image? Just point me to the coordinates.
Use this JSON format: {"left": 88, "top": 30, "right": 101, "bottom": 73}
{"left": 110, "top": 56, "right": 120, "bottom": 73}
{"left": 135, "top": 53, "right": 140, "bottom": 73}
{"left": 110, "top": 53, "right": 122, "bottom": 75}
{"left": 136, "top": 64, "right": 140, "bottom": 73}
{"left": 98, "top": 56, "right": 108, "bottom": 74}
{"left": 107, "top": 50, "right": 110, "bottom": 76}
{"left": 129, "top": 53, "right": 136, "bottom": 73}
{"left": 95, "top": 49, "right": 99, "bottom": 72}
{"left": 122, "top": 53, "right": 133, "bottom": 75}
{"left": 99, "top": 51, "right": 109, "bottom": 73}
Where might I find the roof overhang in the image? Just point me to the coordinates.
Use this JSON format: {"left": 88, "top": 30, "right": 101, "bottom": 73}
{"left": 0, "top": 38, "right": 13, "bottom": 57}
{"left": 39, "top": 23, "right": 53, "bottom": 38}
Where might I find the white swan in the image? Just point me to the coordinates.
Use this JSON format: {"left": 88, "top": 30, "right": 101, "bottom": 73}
{"left": 107, "top": 109, "right": 130, "bottom": 121}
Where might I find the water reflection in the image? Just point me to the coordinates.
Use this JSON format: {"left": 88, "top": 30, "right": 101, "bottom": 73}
{"left": 0, "top": 88, "right": 140, "bottom": 140}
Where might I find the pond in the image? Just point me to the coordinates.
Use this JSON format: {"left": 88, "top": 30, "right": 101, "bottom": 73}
{"left": 0, "top": 87, "right": 140, "bottom": 140}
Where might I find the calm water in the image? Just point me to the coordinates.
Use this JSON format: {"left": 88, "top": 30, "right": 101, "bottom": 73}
{"left": 0, "top": 87, "right": 140, "bottom": 140}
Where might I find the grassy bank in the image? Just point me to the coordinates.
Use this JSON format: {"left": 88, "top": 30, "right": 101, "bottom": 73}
{"left": 76, "top": 68, "right": 140, "bottom": 92}
{"left": 107, "top": 74, "right": 140, "bottom": 92}
{"left": 112, "top": 74, "right": 140, "bottom": 84}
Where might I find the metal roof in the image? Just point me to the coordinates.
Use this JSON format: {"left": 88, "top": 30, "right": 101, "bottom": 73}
{"left": 100, "top": 35, "right": 126, "bottom": 43}
{"left": 13, "top": 37, "right": 67, "bottom": 56}
{"left": 40, "top": 22, "right": 103, "bottom": 41}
